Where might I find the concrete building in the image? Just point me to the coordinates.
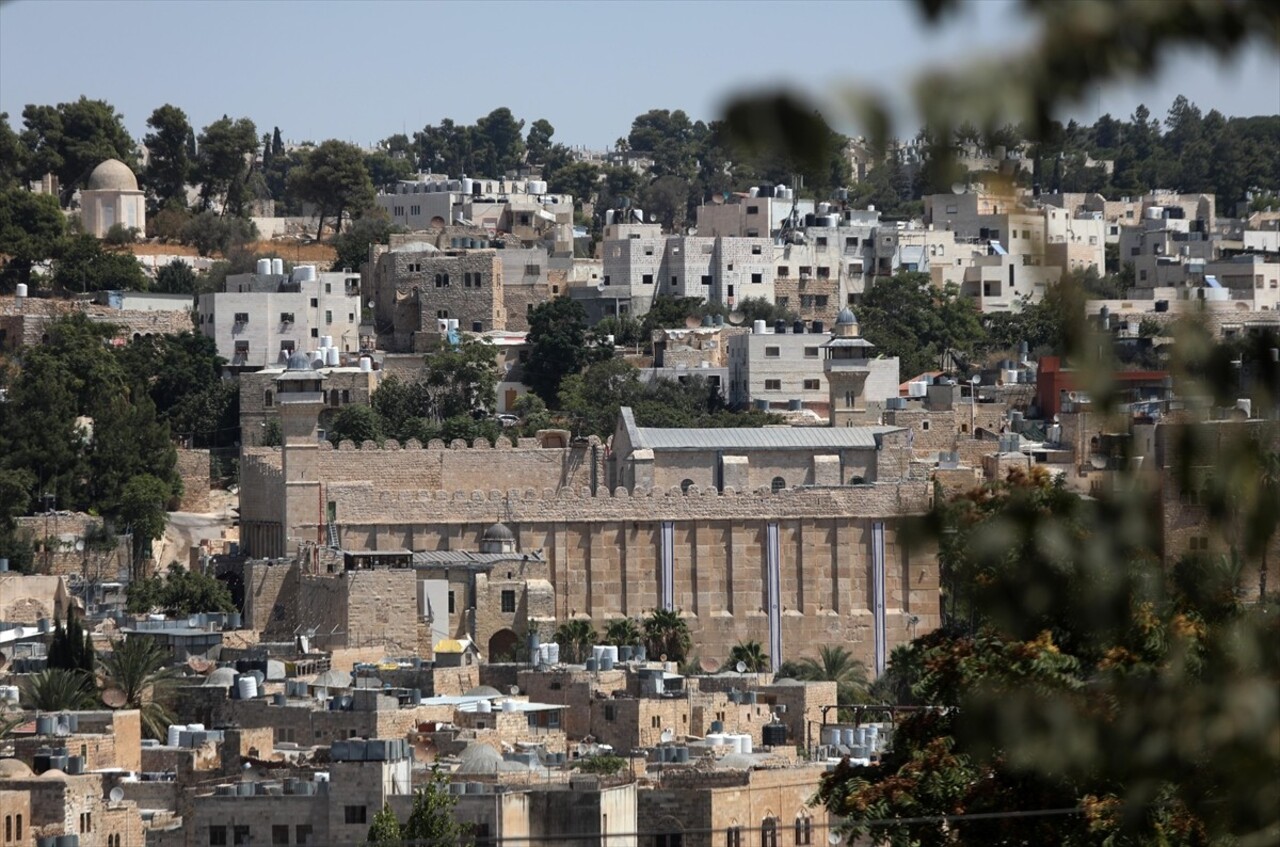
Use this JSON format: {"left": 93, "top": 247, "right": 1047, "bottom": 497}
{"left": 196, "top": 265, "right": 362, "bottom": 368}
{"left": 727, "top": 318, "right": 898, "bottom": 416}
{"left": 695, "top": 187, "right": 812, "bottom": 239}
{"left": 376, "top": 174, "right": 575, "bottom": 254}
{"left": 80, "top": 159, "right": 145, "bottom": 238}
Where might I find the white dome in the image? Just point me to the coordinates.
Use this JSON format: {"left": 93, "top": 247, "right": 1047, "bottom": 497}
{"left": 86, "top": 158, "right": 139, "bottom": 192}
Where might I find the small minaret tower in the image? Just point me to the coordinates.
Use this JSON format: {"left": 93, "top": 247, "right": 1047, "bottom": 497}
{"left": 823, "top": 307, "right": 876, "bottom": 427}
{"left": 276, "top": 352, "right": 327, "bottom": 557}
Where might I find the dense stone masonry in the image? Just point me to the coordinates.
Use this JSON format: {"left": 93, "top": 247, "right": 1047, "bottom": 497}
{"left": 373, "top": 250, "right": 505, "bottom": 351}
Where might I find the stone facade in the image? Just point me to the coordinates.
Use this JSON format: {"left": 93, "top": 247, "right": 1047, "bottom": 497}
{"left": 239, "top": 366, "right": 382, "bottom": 447}
{"left": 372, "top": 248, "right": 506, "bottom": 351}
{"left": 174, "top": 448, "right": 210, "bottom": 512}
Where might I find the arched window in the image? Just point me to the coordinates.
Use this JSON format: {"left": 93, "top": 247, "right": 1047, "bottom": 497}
{"left": 771, "top": 477, "right": 786, "bottom": 493}
{"left": 794, "top": 814, "right": 813, "bottom": 845}
{"left": 761, "top": 816, "right": 778, "bottom": 847}
{"left": 680, "top": 479, "right": 694, "bottom": 493}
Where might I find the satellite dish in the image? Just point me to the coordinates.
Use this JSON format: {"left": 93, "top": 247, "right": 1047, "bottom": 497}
{"left": 660, "top": 728, "right": 674, "bottom": 744}
{"left": 102, "top": 688, "right": 127, "bottom": 709}
{"left": 735, "top": 661, "right": 747, "bottom": 674}
{"left": 684, "top": 315, "right": 702, "bottom": 329}
{"left": 971, "top": 374, "right": 981, "bottom": 385}
{"left": 727, "top": 311, "right": 745, "bottom": 327}
{"left": 648, "top": 213, "right": 657, "bottom": 223}
{"left": 950, "top": 182, "right": 967, "bottom": 195}
{"left": 508, "top": 685, "right": 519, "bottom": 696}
{"left": 1090, "top": 454, "right": 1109, "bottom": 470}
{"left": 659, "top": 654, "right": 668, "bottom": 662}
{"left": 75, "top": 540, "right": 85, "bottom": 552}
{"left": 829, "top": 833, "right": 844, "bottom": 845}
{"left": 698, "top": 657, "right": 721, "bottom": 674}
{"left": 109, "top": 786, "right": 124, "bottom": 804}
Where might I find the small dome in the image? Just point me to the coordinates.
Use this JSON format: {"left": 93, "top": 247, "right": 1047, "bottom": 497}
{"left": 0, "top": 758, "right": 33, "bottom": 778}
{"left": 86, "top": 158, "right": 139, "bottom": 192}
{"left": 40, "top": 768, "right": 68, "bottom": 780}
{"left": 285, "top": 351, "right": 313, "bottom": 371}
{"left": 483, "top": 522, "right": 515, "bottom": 543}
{"left": 836, "top": 307, "right": 857, "bottom": 326}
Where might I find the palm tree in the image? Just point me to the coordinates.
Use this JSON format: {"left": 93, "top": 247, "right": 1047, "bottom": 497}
{"left": 98, "top": 636, "right": 178, "bottom": 740}
{"left": 643, "top": 609, "right": 691, "bottom": 663}
{"left": 728, "top": 640, "right": 770, "bottom": 673}
{"left": 19, "top": 668, "right": 95, "bottom": 711}
{"left": 553, "top": 620, "right": 597, "bottom": 664}
{"left": 603, "top": 617, "right": 643, "bottom": 646}
{"left": 794, "top": 646, "right": 871, "bottom": 706}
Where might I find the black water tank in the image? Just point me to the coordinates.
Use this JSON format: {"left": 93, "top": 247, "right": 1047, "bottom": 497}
{"left": 792, "top": 320, "right": 805, "bottom": 335}
{"left": 762, "top": 723, "right": 788, "bottom": 746}
{"left": 774, "top": 320, "right": 787, "bottom": 334}
{"left": 812, "top": 320, "right": 824, "bottom": 334}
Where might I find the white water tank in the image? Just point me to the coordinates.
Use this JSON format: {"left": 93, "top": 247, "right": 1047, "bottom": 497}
{"left": 321, "top": 335, "right": 333, "bottom": 349}
{"left": 739, "top": 735, "right": 753, "bottom": 754}
{"left": 325, "top": 348, "right": 340, "bottom": 367}
{"left": 707, "top": 733, "right": 727, "bottom": 748}
{"left": 237, "top": 676, "right": 258, "bottom": 700}
{"left": 294, "top": 265, "right": 317, "bottom": 283}
{"left": 272, "top": 258, "right": 284, "bottom": 275}
{"left": 257, "top": 258, "right": 272, "bottom": 276}
{"left": 476, "top": 699, "right": 492, "bottom": 714}
{"left": 461, "top": 178, "right": 474, "bottom": 195}
{"left": 603, "top": 646, "right": 618, "bottom": 665}
{"left": 359, "top": 357, "right": 373, "bottom": 373}
{"left": 15, "top": 283, "right": 27, "bottom": 298}
{"left": 546, "top": 643, "right": 560, "bottom": 664}
{"left": 820, "top": 727, "right": 840, "bottom": 746}
{"left": 753, "top": 320, "right": 767, "bottom": 335}
{"left": 167, "top": 725, "right": 185, "bottom": 747}
{"left": 501, "top": 699, "right": 517, "bottom": 712}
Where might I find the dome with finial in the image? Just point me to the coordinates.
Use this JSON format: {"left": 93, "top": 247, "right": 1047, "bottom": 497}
{"left": 836, "top": 307, "right": 857, "bottom": 326}
{"left": 285, "top": 351, "right": 313, "bottom": 371}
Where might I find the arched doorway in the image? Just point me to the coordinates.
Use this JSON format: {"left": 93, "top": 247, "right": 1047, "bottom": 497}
{"left": 488, "top": 628, "right": 519, "bottom": 662}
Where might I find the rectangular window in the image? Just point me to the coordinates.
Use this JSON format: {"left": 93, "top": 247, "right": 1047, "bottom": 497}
{"left": 310, "top": 328, "right": 318, "bottom": 338}
{"left": 764, "top": 346, "right": 780, "bottom": 357}
{"left": 234, "top": 341, "right": 249, "bottom": 353}
{"left": 803, "top": 379, "right": 821, "bottom": 390}
{"left": 501, "top": 590, "right": 516, "bottom": 613}
{"left": 234, "top": 312, "right": 249, "bottom": 324}
{"left": 325, "top": 311, "right": 333, "bottom": 324}
{"left": 804, "top": 346, "right": 819, "bottom": 358}
{"left": 765, "top": 379, "right": 782, "bottom": 391}
{"left": 746, "top": 205, "right": 759, "bottom": 214}
{"left": 602, "top": 275, "right": 610, "bottom": 286}
{"left": 295, "top": 826, "right": 313, "bottom": 846}
{"left": 815, "top": 295, "right": 828, "bottom": 307}
{"left": 280, "top": 312, "right": 294, "bottom": 324}
{"left": 272, "top": 825, "right": 290, "bottom": 845}
{"left": 604, "top": 704, "right": 616, "bottom": 721}
{"left": 642, "top": 274, "right": 654, "bottom": 285}
{"left": 816, "top": 236, "right": 828, "bottom": 248}
{"left": 817, "top": 266, "right": 830, "bottom": 278}
{"left": 726, "top": 827, "right": 742, "bottom": 847}
{"left": 344, "top": 806, "right": 367, "bottom": 825}
{"left": 651, "top": 715, "right": 662, "bottom": 728}
{"left": 210, "top": 827, "right": 228, "bottom": 846}
{"left": 777, "top": 297, "right": 789, "bottom": 307}
{"left": 776, "top": 266, "right": 789, "bottom": 278}
{"left": 845, "top": 237, "right": 858, "bottom": 248}
{"left": 701, "top": 275, "right": 712, "bottom": 286}
{"left": 310, "top": 298, "right": 318, "bottom": 307}
{"left": 448, "top": 591, "right": 455, "bottom": 614}
{"left": 799, "top": 266, "right": 812, "bottom": 277}
{"left": 325, "top": 283, "right": 331, "bottom": 294}
{"left": 234, "top": 827, "right": 251, "bottom": 846}
{"left": 751, "top": 244, "right": 762, "bottom": 255}
{"left": 751, "top": 273, "right": 762, "bottom": 284}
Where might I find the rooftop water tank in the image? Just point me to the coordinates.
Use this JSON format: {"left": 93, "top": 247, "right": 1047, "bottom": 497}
{"left": 360, "top": 356, "right": 373, "bottom": 373}
{"left": 325, "top": 348, "right": 340, "bottom": 367}
{"left": 272, "top": 258, "right": 284, "bottom": 275}
{"left": 294, "top": 265, "right": 317, "bottom": 283}
{"left": 753, "top": 319, "right": 767, "bottom": 335}
{"left": 15, "top": 283, "right": 27, "bottom": 298}
{"left": 256, "top": 259, "right": 271, "bottom": 276}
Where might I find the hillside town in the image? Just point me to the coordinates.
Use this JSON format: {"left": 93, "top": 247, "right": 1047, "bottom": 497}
{"left": 1, "top": 2, "right": 1278, "bottom": 846}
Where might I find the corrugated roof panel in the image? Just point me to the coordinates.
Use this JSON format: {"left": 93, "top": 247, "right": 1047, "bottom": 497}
{"left": 634, "top": 426, "right": 902, "bottom": 451}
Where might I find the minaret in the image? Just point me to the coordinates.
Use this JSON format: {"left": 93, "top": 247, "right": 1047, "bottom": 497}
{"left": 823, "top": 307, "right": 876, "bottom": 427}
{"left": 276, "top": 352, "right": 327, "bottom": 558}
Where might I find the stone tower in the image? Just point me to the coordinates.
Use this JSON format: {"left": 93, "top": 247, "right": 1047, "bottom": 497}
{"left": 276, "top": 352, "right": 327, "bottom": 556}
{"left": 823, "top": 307, "right": 876, "bottom": 427}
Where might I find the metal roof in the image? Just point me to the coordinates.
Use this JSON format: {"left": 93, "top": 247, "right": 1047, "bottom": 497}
{"left": 633, "top": 425, "right": 901, "bottom": 452}
{"left": 412, "top": 551, "right": 539, "bottom": 566}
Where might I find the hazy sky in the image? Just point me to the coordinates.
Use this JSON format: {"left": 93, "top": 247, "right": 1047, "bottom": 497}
{"left": 2, "top": 0, "right": 1277, "bottom": 149}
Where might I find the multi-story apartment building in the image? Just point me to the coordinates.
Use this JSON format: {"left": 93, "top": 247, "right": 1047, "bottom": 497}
{"left": 376, "top": 174, "right": 574, "bottom": 254}
{"left": 196, "top": 265, "right": 362, "bottom": 368}
{"left": 370, "top": 245, "right": 506, "bottom": 352}
{"left": 727, "top": 321, "right": 899, "bottom": 414}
